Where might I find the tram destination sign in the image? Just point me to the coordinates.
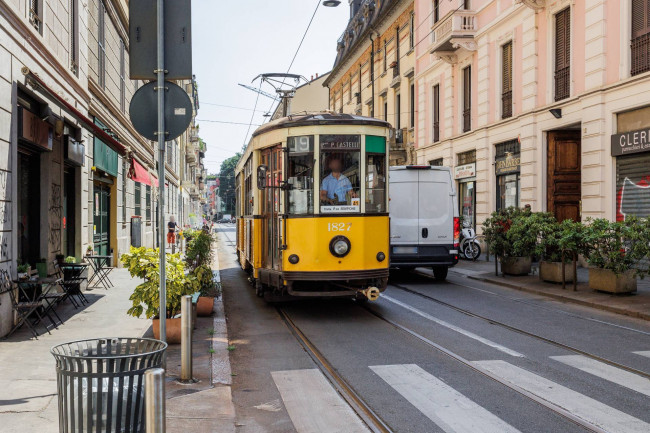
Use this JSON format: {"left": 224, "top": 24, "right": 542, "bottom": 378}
{"left": 320, "top": 135, "right": 361, "bottom": 150}
{"left": 611, "top": 128, "right": 650, "bottom": 156}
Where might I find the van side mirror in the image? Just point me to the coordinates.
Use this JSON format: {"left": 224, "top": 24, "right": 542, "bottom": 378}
{"left": 257, "top": 165, "right": 268, "bottom": 190}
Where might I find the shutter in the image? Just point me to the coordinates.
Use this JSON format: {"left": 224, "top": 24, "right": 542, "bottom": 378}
{"left": 555, "top": 8, "right": 570, "bottom": 71}
{"left": 617, "top": 154, "right": 650, "bottom": 220}
{"left": 632, "top": 0, "right": 650, "bottom": 38}
{"left": 433, "top": 84, "right": 440, "bottom": 142}
{"left": 463, "top": 66, "right": 471, "bottom": 110}
{"left": 502, "top": 42, "right": 512, "bottom": 92}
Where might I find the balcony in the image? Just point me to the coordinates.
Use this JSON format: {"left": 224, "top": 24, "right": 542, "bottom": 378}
{"left": 429, "top": 10, "right": 477, "bottom": 56}
{"left": 189, "top": 127, "right": 199, "bottom": 143}
{"left": 186, "top": 142, "right": 197, "bottom": 164}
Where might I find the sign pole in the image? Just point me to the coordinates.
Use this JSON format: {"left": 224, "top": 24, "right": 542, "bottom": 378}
{"left": 156, "top": 0, "right": 166, "bottom": 343}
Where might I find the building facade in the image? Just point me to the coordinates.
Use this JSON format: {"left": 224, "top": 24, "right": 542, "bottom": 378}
{"left": 0, "top": 1, "right": 205, "bottom": 337}
{"left": 323, "top": 0, "right": 416, "bottom": 165}
{"left": 414, "top": 0, "right": 650, "bottom": 230}
{"left": 270, "top": 73, "right": 330, "bottom": 120}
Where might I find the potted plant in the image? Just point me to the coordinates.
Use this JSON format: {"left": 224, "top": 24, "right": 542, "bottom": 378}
{"left": 64, "top": 256, "right": 76, "bottom": 264}
{"left": 483, "top": 207, "right": 535, "bottom": 276}
{"left": 536, "top": 214, "right": 577, "bottom": 284}
{"left": 583, "top": 218, "right": 641, "bottom": 293}
{"left": 17, "top": 263, "right": 30, "bottom": 280}
{"left": 193, "top": 265, "right": 220, "bottom": 316}
{"left": 86, "top": 244, "right": 94, "bottom": 256}
{"left": 121, "top": 247, "right": 198, "bottom": 343}
{"left": 185, "top": 230, "right": 213, "bottom": 271}
{"left": 35, "top": 258, "right": 48, "bottom": 278}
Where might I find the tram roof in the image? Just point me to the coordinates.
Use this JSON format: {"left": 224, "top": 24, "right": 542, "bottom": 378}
{"left": 251, "top": 112, "right": 391, "bottom": 138}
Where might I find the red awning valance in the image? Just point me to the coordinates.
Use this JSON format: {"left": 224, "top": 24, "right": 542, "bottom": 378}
{"left": 129, "top": 158, "right": 153, "bottom": 186}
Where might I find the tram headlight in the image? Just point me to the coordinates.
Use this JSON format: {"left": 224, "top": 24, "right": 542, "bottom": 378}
{"left": 288, "top": 254, "right": 300, "bottom": 264}
{"left": 329, "top": 236, "right": 351, "bottom": 258}
{"left": 376, "top": 252, "right": 386, "bottom": 262}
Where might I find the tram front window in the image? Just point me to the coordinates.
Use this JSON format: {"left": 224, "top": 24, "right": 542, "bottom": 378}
{"left": 288, "top": 136, "right": 314, "bottom": 215}
{"left": 320, "top": 134, "right": 360, "bottom": 213}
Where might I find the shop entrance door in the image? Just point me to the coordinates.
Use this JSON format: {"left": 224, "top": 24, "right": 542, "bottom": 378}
{"left": 93, "top": 183, "right": 110, "bottom": 256}
{"left": 63, "top": 168, "right": 75, "bottom": 257}
{"left": 17, "top": 150, "right": 40, "bottom": 266}
{"left": 547, "top": 131, "right": 581, "bottom": 222}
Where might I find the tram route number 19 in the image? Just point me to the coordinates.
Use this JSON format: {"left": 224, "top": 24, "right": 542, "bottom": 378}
{"left": 328, "top": 222, "right": 351, "bottom": 232}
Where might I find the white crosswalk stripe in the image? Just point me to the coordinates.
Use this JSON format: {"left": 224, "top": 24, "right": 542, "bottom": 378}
{"left": 474, "top": 360, "right": 650, "bottom": 433}
{"left": 381, "top": 294, "right": 524, "bottom": 357}
{"left": 551, "top": 355, "right": 650, "bottom": 397}
{"left": 271, "top": 369, "right": 369, "bottom": 433}
{"left": 371, "top": 364, "right": 521, "bottom": 433}
{"left": 633, "top": 351, "right": 650, "bottom": 359}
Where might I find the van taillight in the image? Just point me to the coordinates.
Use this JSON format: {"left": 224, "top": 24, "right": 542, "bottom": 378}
{"left": 453, "top": 217, "right": 460, "bottom": 248}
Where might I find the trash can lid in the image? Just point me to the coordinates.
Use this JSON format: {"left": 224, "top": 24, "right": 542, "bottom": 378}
{"left": 51, "top": 337, "right": 167, "bottom": 361}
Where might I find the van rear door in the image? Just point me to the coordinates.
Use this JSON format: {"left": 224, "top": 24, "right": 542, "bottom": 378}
{"left": 418, "top": 169, "right": 453, "bottom": 246}
{"left": 389, "top": 169, "right": 419, "bottom": 245}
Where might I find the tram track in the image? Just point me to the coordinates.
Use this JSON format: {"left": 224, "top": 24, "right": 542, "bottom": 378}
{"left": 386, "top": 281, "right": 650, "bottom": 381}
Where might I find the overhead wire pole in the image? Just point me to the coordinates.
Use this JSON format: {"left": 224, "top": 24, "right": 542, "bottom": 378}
{"left": 156, "top": 0, "right": 167, "bottom": 343}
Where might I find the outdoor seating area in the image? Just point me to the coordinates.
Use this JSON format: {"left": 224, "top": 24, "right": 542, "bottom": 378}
{"left": 1, "top": 256, "right": 113, "bottom": 339}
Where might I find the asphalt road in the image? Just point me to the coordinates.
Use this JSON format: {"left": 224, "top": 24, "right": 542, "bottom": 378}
{"left": 216, "top": 225, "right": 650, "bottom": 433}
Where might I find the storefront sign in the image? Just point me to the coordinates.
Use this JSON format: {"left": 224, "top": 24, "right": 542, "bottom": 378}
{"left": 454, "top": 163, "right": 476, "bottom": 179}
{"left": 320, "top": 135, "right": 361, "bottom": 150}
{"left": 18, "top": 107, "right": 53, "bottom": 151}
{"left": 611, "top": 128, "right": 650, "bottom": 156}
{"left": 495, "top": 153, "right": 520, "bottom": 175}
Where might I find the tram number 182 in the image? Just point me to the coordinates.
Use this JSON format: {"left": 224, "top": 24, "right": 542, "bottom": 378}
{"left": 327, "top": 222, "right": 352, "bottom": 232}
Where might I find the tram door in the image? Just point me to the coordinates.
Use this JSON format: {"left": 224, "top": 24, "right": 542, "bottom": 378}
{"left": 261, "top": 146, "right": 283, "bottom": 270}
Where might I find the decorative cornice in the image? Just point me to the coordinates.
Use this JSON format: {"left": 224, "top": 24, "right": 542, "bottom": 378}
{"left": 434, "top": 52, "right": 458, "bottom": 64}
{"left": 451, "top": 39, "right": 478, "bottom": 52}
{"left": 517, "top": 0, "right": 546, "bottom": 10}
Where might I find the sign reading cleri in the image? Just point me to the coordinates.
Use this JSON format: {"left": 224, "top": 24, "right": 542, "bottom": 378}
{"left": 454, "top": 163, "right": 476, "bottom": 179}
{"left": 611, "top": 128, "right": 650, "bottom": 156}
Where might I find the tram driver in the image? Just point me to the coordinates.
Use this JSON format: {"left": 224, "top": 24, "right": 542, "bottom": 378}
{"left": 320, "top": 155, "right": 357, "bottom": 205}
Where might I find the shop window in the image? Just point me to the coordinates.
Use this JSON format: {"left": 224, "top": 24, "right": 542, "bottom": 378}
{"left": 502, "top": 41, "right": 513, "bottom": 119}
{"left": 462, "top": 65, "right": 471, "bottom": 132}
{"left": 631, "top": 0, "right": 650, "bottom": 76}
{"left": 319, "top": 135, "right": 361, "bottom": 214}
{"left": 554, "top": 8, "right": 570, "bottom": 101}
{"left": 495, "top": 140, "right": 521, "bottom": 211}
{"left": 287, "top": 136, "right": 314, "bottom": 215}
{"left": 457, "top": 150, "right": 477, "bottom": 228}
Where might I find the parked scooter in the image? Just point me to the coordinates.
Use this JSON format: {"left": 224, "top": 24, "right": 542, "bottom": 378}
{"left": 459, "top": 220, "right": 481, "bottom": 260}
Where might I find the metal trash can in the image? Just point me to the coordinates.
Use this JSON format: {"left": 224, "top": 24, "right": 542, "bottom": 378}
{"left": 51, "top": 337, "right": 167, "bottom": 433}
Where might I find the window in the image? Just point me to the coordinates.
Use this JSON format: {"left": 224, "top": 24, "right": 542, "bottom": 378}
{"left": 396, "top": 93, "right": 401, "bottom": 129}
{"left": 383, "top": 40, "right": 388, "bottom": 72}
{"left": 146, "top": 185, "right": 151, "bottom": 221}
{"left": 554, "top": 8, "right": 570, "bottom": 101}
{"left": 319, "top": 135, "right": 361, "bottom": 213}
{"left": 462, "top": 66, "right": 471, "bottom": 132}
{"left": 430, "top": 158, "right": 443, "bottom": 166}
{"left": 495, "top": 140, "right": 521, "bottom": 211}
{"left": 122, "top": 160, "right": 127, "bottom": 223}
{"left": 70, "top": 0, "right": 79, "bottom": 75}
{"left": 29, "top": 0, "right": 43, "bottom": 34}
{"left": 433, "top": 0, "right": 439, "bottom": 24}
{"left": 463, "top": 0, "right": 470, "bottom": 10}
{"left": 631, "top": 0, "right": 650, "bottom": 75}
{"left": 410, "top": 82, "right": 415, "bottom": 128}
{"left": 366, "top": 136, "right": 387, "bottom": 213}
{"left": 167, "top": 142, "right": 173, "bottom": 165}
{"left": 383, "top": 98, "right": 388, "bottom": 121}
{"left": 134, "top": 182, "right": 141, "bottom": 216}
{"left": 458, "top": 150, "right": 476, "bottom": 165}
{"left": 409, "top": 12, "right": 415, "bottom": 50}
{"left": 348, "top": 79, "right": 352, "bottom": 102}
{"left": 287, "top": 136, "right": 314, "bottom": 215}
{"left": 98, "top": 0, "right": 106, "bottom": 89}
{"left": 120, "top": 39, "right": 126, "bottom": 112}
{"left": 432, "top": 84, "right": 440, "bottom": 143}
{"left": 502, "top": 41, "right": 513, "bottom": 119}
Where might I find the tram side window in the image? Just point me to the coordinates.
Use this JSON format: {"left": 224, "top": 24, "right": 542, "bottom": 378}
{"left": 288, "top": 136, "right": 314, "bottom": 215}
{"left": 319, "top": 135, "right": 361, "bottom": 213}
{"left": 366, "top": 136, "right": 387, "bottom": 213}
{"left": 244, "top": 158, "right": 253, "bottom": 215}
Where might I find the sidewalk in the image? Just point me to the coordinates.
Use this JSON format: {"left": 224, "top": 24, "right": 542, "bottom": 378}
{"left": 439, "top": 256, "right": 650, "bottom": 321}
{"left": 0, "top": 253, "right": 235, "bottom": 432}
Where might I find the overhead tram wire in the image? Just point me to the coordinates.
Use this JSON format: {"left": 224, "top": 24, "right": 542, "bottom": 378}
{"left": 197, "top": 119, "right": 262, "bottom": 126}
{"left": 241, "top": 80, "right": 263, "bottom": 153}
{"left": 264, "top": 0, "right": 322, "bottom": 118}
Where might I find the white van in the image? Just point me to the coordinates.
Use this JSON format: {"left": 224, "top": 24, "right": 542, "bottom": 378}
{"left": 389, "top": 165, "right": 460, "bottom": 280}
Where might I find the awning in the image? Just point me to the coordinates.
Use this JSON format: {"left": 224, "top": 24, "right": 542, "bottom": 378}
{"left": 129, "top": 158, "right": 152, "bottom": 186}
{"left": 23, "top": 68, "right": 128, "bottom": 156}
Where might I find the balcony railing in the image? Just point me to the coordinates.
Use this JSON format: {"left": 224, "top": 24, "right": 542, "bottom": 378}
{"left": 631, "top": 33, "right": 650, "bottom": 76}
{"left": 430, "top": 10, "right": 476, "bottom": 53}
{"left": 554, "top": 66, "right": 570, "bottom": 101}
{"left": 502, "top": 90, "right": 513, "bottom": 119}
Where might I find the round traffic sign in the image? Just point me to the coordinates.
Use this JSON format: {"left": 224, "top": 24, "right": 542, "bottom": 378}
{"left": 129, "top": 81, "right": 193, "bottom": 141}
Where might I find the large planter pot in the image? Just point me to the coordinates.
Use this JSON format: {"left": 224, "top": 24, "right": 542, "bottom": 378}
{"left": 540, "top": 261, "right": 575, "bottom": 283}
{"left": 500, "top": 256, "right": 532, "bottom": 276}
{"left": 152, "top": 317, "right": 183, "bottom": 343}
{"left": 588, "top": 268, "right": 637, "bottom": 293}
{"left": 196, "top": 297, "right": 214, "bottom": 316}
{"left": 35, "top": 262, "right": 47, "bottom": 278}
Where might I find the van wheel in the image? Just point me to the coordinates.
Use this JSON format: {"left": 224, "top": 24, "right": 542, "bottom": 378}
{"left": 432, "top": 266, "right": 448, "bottom": 281}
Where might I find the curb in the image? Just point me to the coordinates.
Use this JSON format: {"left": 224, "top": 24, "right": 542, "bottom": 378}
{"left": 210, "top": 240, "right": 232, "bottom": 385}
{"left": 466, "top": 274, "right": 650, "bottom": 322}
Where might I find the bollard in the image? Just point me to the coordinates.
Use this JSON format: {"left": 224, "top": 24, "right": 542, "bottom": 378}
{"left": 145, "top": 368, "right": 166, "bottom": 433}
{"left": 181, "top": 295, "right": 193, "bottom": 382}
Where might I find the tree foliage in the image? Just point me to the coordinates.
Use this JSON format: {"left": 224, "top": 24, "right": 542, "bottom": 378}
{"left": 218, "top": 153, "right": 241, "bottom": 214}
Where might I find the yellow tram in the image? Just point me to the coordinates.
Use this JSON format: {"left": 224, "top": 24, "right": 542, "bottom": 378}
{"left": 234, "top": 112, "right": 391, "bottom": 301}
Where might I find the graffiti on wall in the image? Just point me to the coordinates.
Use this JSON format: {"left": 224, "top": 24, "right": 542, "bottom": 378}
{"left": 0, "top": 232, "right": 10, "bottom": 261}
{"left": 48, "top": 183, "right": 62, "bottom": 250}
{"left": 617, "top": 177, "right": 650, "bottom": 221}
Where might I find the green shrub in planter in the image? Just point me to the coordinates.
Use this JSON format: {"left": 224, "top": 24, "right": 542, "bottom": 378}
{"left": 582, "top": 218, "right": 645, "bottom": 276}
{"left": 64, "top": 256, "right": 76, "bottom": 264}
{"left": 482, "top": 207, "right": 532, "bottom": 259}
{"left": 121, "top": 247, "right": 199, "bottom": 319}
{"left": 186, "top": 230, "right": 213, "bottom": 271}
{"left": 483, "top": 207, "right": 544, "bottom": 259}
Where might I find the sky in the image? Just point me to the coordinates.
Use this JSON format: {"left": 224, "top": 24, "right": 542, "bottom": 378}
{"left": 191, "top": 0, "right": 351, "bottom": 174}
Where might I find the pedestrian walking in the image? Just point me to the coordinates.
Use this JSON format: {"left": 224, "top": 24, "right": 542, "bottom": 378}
{"left": 168, "top": 215, "right": 179, "bottom": 253}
